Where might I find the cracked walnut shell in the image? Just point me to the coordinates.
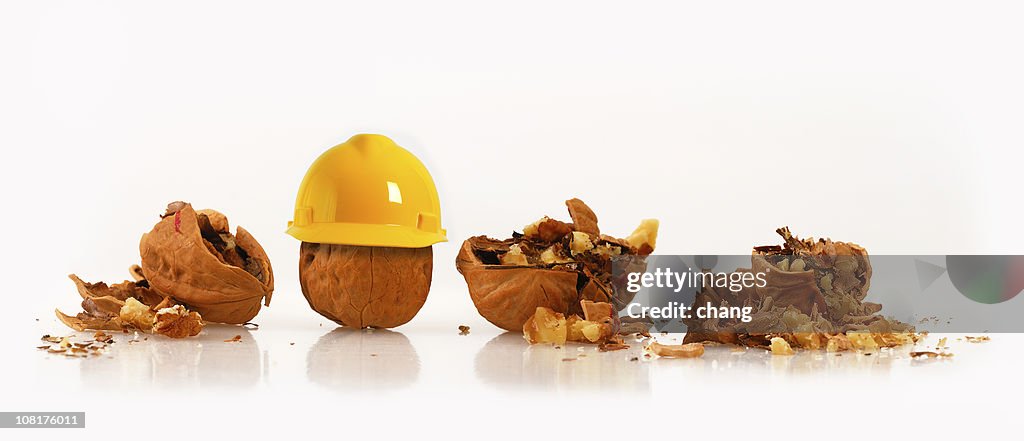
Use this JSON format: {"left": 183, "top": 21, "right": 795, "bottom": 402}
{"left": 299, "top": 243, "right": 432, "bottom": 328}
{"left": 456, "top": 198, "right": 657, "bottom": 331}
{"left": 140, "top": 202, "right": 274, "bottom": 324}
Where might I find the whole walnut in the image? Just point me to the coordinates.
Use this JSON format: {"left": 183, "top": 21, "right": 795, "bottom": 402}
{"left": 299, "top": 243, "right": 432, "bottom": 328}
{"left": 140, "top": 202, "right": 274, "bottom": 324}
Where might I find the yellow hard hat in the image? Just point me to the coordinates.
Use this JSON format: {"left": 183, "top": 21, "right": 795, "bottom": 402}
{"left": 286, "top": 134, "right": 447, "bottom": 248}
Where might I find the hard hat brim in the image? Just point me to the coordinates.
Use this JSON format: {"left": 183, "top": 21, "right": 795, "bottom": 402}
{"left": 286, "top": 222, "right": 447, "bottom": 248}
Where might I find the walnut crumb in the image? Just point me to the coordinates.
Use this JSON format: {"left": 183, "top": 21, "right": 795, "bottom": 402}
{"left": 646, "top": 341, "right": 704, "bottom": 358}
{"left": 910, "top": 351, "right": 954, "bottom": 358}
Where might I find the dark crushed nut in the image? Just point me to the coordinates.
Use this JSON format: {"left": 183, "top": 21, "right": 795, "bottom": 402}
{"left": 683, "top": 227, "right": 918, "bottom": 353}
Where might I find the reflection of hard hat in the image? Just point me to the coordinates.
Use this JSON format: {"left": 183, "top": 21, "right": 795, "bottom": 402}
{"left": 286, "top": 134, "right": 447, "bottom": 248}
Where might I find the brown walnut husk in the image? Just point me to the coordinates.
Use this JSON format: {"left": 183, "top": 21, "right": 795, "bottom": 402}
{"left": 682, "top": 227, "right": 915, "bottom": 350}
{"left": 140, "top": 202, "right": 274, "bottom": 324}
{"left": 457, "top": 198, "right": 656, "bottom": 331}
{"left": 299, "top": 243, "right": 432, "bottom": 328}
{"left": 56, "top": 274, "right": 166, "bottom": 332}
{"left": 56, "top": 272, "right": 204, "bottom": 338}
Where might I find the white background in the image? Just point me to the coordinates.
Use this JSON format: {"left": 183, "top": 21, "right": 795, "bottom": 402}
{"left": 2, "top": 1, "right": 1023, "bottom": 439}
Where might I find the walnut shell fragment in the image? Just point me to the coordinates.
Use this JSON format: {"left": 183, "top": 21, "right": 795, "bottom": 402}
{"left": 56, "top": 272, "right": 204, "bottom": 338}
{"left": 140, "top": 202, "right": 274, "bottom": 324}
{"left": 645, "top": 341, "right": 705, "bottom": 358}
{"left": 56, "top": 273, "right": 166, "bottom": 332}
{"left": 457, "top": 198, "right": 657, "bottom": 331}
{"left": 299, "top": 243, "right": 432, "bottom": 328}
{"left": 682, "top": 227, "right": 917, "bottom": 352}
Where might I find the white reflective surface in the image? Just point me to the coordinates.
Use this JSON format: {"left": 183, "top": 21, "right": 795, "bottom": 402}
{"left": 24, "top": 319, "right": 1001, "bottom": 394}
{"left": 3, "top": 300, "right": 1019, "bottom": 440}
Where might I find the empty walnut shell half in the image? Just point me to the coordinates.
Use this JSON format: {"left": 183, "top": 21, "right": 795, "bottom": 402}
{"left": 456, "top": 198, "right": 657, "bottom": 331}
{"left": 140, "top": 202, "right": 274, "bottom": 324}
{"left": 299, "top": 243, "right": 432, "bottom": 328}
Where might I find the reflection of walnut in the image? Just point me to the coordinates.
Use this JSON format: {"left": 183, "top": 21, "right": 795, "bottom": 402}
{"left": 153, "top": 305, "right": 204, "bottom": 338}
{"left": 457, "top": 198, "right": 657, "bottom": 331}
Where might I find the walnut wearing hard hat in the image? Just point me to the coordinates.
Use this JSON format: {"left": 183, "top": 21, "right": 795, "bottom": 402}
{"left": 287, "top": 134, "right": 445, "bottom": 328}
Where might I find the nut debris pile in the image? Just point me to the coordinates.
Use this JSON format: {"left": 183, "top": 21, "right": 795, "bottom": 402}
{"left": 523, "top": 300, "right": 632, "bottom": 351}
{"left": 683, "top": 227, "right": 920, "bottom": 354}
{"left": 37, "top": 332, "right": 115, "bottom": 358}
{"left": 55, "top": 202, "right": 274, "bottom": 339}
{"left": 457, "top": 198, "right": 658, "bottom": 331}
{"left": 57, "top": 272, "right": 202, "bottom": 338}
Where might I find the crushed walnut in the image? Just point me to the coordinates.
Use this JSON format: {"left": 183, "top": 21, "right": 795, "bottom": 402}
{"left": 683, "top": 227, "right": 921, "bottom": 354}
{"left": 457, "top": 198, "right": 657, "bottom": 333}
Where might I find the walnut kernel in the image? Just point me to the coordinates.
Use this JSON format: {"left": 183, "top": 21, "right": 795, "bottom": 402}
{"left": 646, "top": 341, "right": 705, "bottom": 358}
{"left": 770, "top": 337, "right": 795, "bottom": 355}
{"left": 523, "top": 307, "right": 567, "bottom": 345}
{"left": 153, "top": 305, "right": 204, "bottom": 338}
